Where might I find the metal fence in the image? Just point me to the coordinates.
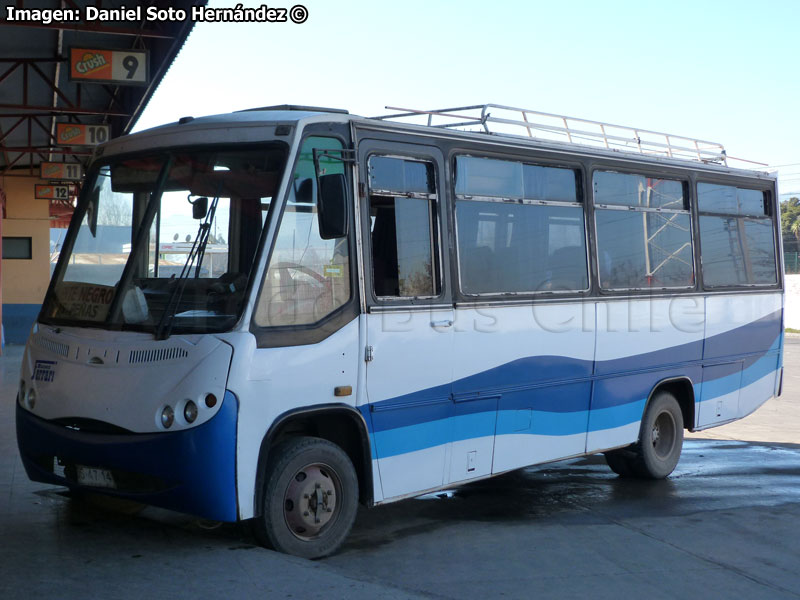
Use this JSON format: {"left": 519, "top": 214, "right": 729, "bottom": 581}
{"left": 786, "top": 252, "right": 800, "bottom": 274}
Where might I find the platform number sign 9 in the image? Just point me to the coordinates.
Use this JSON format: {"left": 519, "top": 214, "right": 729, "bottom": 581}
{"left": 69, "top": 48, "right": 148, "bottom": 86}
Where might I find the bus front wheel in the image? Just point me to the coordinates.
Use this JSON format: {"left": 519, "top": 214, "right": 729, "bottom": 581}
{"left": 254, "top": 436, "right": 358, "bottom": 559}
{"left": 604, "top": 391, "right": 684, "bottom": 479}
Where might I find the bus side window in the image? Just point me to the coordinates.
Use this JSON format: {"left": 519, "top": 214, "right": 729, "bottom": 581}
{"left": 697, "top": 183, "right": 777, "bottom": 288}
{"left": 453, "top": 155, "right": 587, "bottom": 295}
{"left": 593, "top": 172, "right": 693, "bottom": 290}
{"left": 253, "top": 137, "right": 351, "bottom": 327}
{"left": 368, "top": 156, "right": 441, "bottom": 299}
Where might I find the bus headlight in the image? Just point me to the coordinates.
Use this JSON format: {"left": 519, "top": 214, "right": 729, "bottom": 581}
{"left": 183, "top": 400, "right": 198, "bottom": 424}
{"left": 160, "top": 405, "right": 175, "bottom": 429}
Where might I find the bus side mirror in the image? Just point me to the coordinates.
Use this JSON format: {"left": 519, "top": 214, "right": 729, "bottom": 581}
{"left": 317, "top": 173, "right": 349, "bottom": 239}
{"left": 191, "top": 196, "right": 208, "bottom": 220}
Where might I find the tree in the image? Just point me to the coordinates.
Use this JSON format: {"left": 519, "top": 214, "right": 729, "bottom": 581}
{"left": 97, "top": 188, "right": 132, "bottom": 226}
{"left": 780, "top": 197, "right": 800, "bottom": 253}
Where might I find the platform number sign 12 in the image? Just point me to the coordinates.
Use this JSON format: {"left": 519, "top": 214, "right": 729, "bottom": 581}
{"left": 35, "top": 185, "right": 72, "bottom": 201}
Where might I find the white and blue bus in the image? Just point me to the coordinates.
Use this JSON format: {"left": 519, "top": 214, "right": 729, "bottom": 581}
{"left": 16, "top": 104, "right": 784, "bottom": 558}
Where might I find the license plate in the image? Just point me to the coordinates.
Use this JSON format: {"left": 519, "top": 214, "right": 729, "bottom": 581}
{"left": 76, "top": 466, "right": 116, "bottom": 489}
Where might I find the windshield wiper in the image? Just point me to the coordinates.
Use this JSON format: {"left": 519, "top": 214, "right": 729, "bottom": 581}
{"left": 155, "top": 195, "right": 220, "bottom": 340}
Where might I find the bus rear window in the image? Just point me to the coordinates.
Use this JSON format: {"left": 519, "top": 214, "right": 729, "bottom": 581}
{"left": 697, "top": 183, "right": 776, "bottom": 287}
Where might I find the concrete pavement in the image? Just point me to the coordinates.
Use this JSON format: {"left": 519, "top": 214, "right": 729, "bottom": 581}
{"left": 1, "top": 341, "right": 799, "bottom": 599}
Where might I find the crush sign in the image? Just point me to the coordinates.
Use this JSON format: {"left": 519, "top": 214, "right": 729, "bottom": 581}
{"left": 35, "top": 184, "right": 72, "bottom": 200}
{"left": 56, "top": 123, "right": 109, "bottom": 146}
{"left": 40, "top": 162, "right": 83, "bottom": 181}
{"left": 69, "top": 47, "right": 148, "bottom": 85}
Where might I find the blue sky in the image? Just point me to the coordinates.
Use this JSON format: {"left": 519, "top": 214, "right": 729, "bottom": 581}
{"left": 135, "top": 0, "right": 800, "bottom": 198}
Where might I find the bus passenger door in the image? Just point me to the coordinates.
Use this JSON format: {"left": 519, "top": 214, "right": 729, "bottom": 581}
{"left": 359, "top": 142, "right": 455, "bottom": 500}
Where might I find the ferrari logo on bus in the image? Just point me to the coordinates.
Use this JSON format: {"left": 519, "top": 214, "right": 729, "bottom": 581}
{"left": 33, "top": 360, "right": 56, "bottom": 383}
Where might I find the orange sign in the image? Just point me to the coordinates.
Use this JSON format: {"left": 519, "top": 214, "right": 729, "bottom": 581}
{"left": 40, "top": 162, "right": 83, "bottom": 181}
{"left": 56, "top": 123, "right": 109, "bottom": 146}
{"left": 70, "top": 49, "right": 112, "bottom": 80}
{"left": 69, "top": 47, "right": 148, "bottom": 85}
{"left": 35, "top": 185, "right": 72, "bottom": 200}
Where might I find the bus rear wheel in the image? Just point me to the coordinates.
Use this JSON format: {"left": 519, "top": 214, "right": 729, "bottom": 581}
{"left": 605, "top": 391, "right": 684, "bottom": 479}
{"left": 603, "top": 448, "right": 635, "bottom": 477}
{"left": 253, "top": 436, "right": 358, "bottom": 559}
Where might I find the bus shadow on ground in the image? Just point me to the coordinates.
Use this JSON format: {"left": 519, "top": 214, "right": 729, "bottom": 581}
{"left": 342, "top": 439, "right": 800, "bottom": 553}
{"left": 22, "top": 439, "right": 800, "bottom": 557}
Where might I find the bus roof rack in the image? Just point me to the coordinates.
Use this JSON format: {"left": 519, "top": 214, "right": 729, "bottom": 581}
{"left": 374, "top": 103, "right": 737, "bottom": 166}
{"left": 239, "top": 104, "right": 349, "bottom": 114}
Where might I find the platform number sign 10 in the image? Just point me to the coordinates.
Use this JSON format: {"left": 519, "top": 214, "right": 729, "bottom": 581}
{"left": 56, "top": 124, "right": 110, "bottom": 147}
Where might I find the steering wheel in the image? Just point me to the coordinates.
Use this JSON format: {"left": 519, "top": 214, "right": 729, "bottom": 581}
{"left": 206, "top": 272, "right": 248, "bottom": 314}
{"left": 264, "top": 262, "right": 332, "bottom": 325}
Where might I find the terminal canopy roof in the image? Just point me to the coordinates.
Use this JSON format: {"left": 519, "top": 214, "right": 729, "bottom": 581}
{"left": 0, "top": 0, "right": 206, "bottom": 180}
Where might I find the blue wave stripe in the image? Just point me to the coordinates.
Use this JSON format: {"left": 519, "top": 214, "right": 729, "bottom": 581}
{"left": 699, "top": 350, "right": 780, "bottom": 404}
{"left": 495, "top": 407, "right": 591, "bottom": 437}
{"left": 590, "top": 365, "right": 703, "bottom": 411}
{"left": 367, "top": 310, "right": 780, "bottom": 426}
{"left": 454, "top": 354, "right": 592, "bottom": 395}
{"left": 365, "top": 311, "right": 782, "bottom": 460}
{"left": 371, "top": 363, "right": 780, "bottom": 459}
{"left": 585, "top": 399, "right": 648, "bottom": 432}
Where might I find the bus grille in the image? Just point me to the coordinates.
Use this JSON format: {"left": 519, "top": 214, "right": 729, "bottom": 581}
{"left": 35, "top": 336, "right": 70, "bottom": 357}
{"left": 128, "top": 347, "right": 189, "bottom": 364}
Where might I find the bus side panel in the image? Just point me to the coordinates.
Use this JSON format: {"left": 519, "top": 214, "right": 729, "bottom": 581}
{"left": 451, "top": 303, "right": 594, "bottom": 475}
{"left": 698, "top": 294, "right": 782, "bottom": 428}
{"left": 225, "top": 321, "right": 361, "bottom": 520}
{"left": 589, "top": 366, "right": 702, "bottom": 451}
{"left": 491, "top": 381, "right": 592, "bottom": 473}
{"left": 588, "top": 298, "right": 705, "bottom": 451}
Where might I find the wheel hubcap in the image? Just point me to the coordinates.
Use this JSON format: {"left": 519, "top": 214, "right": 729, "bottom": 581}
{"left": 283, "top": 463, "right": 340, "bottom": 540}
{"left": 651, "top": 411, "right": 676, "bottom": 459}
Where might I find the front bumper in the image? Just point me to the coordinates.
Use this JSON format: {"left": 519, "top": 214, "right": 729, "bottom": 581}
{"left": 16, "top": 391, "right": 239, "bottom": 522}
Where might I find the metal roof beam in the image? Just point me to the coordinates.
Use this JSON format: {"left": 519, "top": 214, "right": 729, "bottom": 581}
{"left": 31, "top": 116, "right": 57, "bottom": 145}
{"left": 0, "top": 116, "right": 25, "bottom": 144}
{"left": 1, "top": 21, "right": 176, "bottom": 39}
{"left": 0, "top": 103, "right": 129, "bottom": 117}
{"left": 0, "top": 58, "right": 64, "bottom": 63}
{"left": 0, "top": 62, "right": 21, "bottom": 85}
{"left": 29, "top": 61, "right": 74, "bottom": 108}
{"left": 1, "top": 145, "right": 93, "bottom": 155}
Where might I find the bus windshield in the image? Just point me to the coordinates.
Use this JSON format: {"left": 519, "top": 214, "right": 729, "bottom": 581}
{"left": 41, "top": 144, "right": 288, "bottom": 335}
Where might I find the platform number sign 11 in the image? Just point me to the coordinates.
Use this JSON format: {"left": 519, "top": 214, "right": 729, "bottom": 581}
{"left": 40, "top": 162, "right": 83, "bottom": 181}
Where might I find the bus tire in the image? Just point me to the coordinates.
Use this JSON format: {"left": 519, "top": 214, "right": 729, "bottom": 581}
{"left": 253, "top": 436, "right": 358, "bottom": 559}
{"left": 630, "top": 391, "right": 684, "bottom": 479}
{"left": 603, "top": 449, "right": 635, "bottom": 477}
